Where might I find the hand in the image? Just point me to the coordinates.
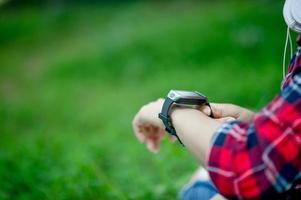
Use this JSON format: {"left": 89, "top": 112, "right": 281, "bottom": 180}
{"left": 132, "top": 98, "right": 167, "bottom": 153}
{"left": 201, "top": 103, "right": 255, "bottom": 123}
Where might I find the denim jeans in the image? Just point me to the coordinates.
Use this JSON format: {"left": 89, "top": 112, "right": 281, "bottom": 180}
{"left": 180, "top": 180, "right": 218, "bottom": 200}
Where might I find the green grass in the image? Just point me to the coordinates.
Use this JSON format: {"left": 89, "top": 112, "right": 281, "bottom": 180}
{"left": 0, "top": 1, "right": 296, "bottom": 199}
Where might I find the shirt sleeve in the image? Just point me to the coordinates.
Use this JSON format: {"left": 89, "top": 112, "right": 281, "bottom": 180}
{"left": 207, "top": 71, "right": 301, "bottom": 200}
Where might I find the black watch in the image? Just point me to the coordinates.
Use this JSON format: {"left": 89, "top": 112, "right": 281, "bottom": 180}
{"left": 158, "top": 90, "right": 213, "bottom": 145}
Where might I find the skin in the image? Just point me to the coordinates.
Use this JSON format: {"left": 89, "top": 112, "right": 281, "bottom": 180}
{"left": 170, "top": 107, "right": 221, "bottom": 165}
{"left": 132, "top": 1, "right": 293, "bottom": 193}
{"left": 132, "top": 98, "right": 255, "bottom": 166}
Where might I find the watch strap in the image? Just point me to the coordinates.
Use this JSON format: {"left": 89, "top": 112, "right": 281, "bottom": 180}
{"left": 159, "top": 97, "right": 184, "bottom": 145}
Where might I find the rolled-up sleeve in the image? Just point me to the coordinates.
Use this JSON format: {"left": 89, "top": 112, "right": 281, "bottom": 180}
{"left": 207, "top": 71, "right": 301, "bottom": 200}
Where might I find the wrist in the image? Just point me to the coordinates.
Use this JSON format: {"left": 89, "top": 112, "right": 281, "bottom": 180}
{"left": 169, "top": 107, "right": 221, "bottom": 165}
{"left": 158, "top": 90, "right": 212, "bottom": 145}
{"left": 170, "top": 107, "right": 191, "bottom": 119}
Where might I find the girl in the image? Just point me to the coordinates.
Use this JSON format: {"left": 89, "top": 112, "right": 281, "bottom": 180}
{"left": 132, "top": 1, "right": 301, "bottom": 199}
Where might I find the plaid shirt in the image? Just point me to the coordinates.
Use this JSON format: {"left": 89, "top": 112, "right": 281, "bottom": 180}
{"left": 207, "top": 37, "right": 301, "bottom": 200}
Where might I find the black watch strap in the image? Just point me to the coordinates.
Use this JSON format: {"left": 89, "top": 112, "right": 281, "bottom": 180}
{"left": 158, "top": 98, "right": 184, "bottom": 145}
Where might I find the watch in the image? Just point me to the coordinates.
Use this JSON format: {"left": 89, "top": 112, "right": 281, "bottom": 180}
{"left": 158, "top": 90, "right": 213, "bottom": 145}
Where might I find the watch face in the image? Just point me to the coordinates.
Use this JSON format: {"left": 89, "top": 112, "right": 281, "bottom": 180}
{"left": 168, "top": 90, "right": 208, "bottom": 105}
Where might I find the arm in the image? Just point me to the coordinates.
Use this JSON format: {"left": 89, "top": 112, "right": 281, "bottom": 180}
{"left": 132, "top": 100, "right": 240, "bottom": 155}
{"left": 207, "top": 72, "right": 301, "bottom": 199}
{"left": 168, "top": 103, "right": 256, "bottom": 165}
{"left": 132, "top": 98, "right": 255, "bottom": 154}
{"left": 170, "top": 108, "right": 222, "bottom": 165}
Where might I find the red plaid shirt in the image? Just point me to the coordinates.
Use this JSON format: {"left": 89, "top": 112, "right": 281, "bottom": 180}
{"left": 207, "top": 37, "right": 301, "bottom": 200}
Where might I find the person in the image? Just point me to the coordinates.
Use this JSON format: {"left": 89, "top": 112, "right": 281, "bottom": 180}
{"left": 132, "top": 0, "right": 301, "bottom": 199}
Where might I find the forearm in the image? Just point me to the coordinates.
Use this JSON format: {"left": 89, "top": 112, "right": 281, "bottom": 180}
{"left": 170, "top": 107, "right": 221, "bottom": 166}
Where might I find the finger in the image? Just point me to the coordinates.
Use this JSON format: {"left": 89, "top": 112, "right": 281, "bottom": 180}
{"left": 200, "top": 104, "right": 221, "bottom": 118}
{"left": 210, "top": 103, "right": 241, "bottom": 119}
{"left": 144, "top": 124, "right": 163, "bottom": 138}
{"left": 142, "top": 124, "right": 152, "bottom": 136}
{"left": 208, "top": 103, "right": 224, "bottom": 118}
{"left": 152, "top": 140, "right": 161, "bottom": 153}
{"left": 135, "top": 126, "right": 146, "bottom": 143}
{"left": 132, "top": 118, "right": 146, "bottom": 143}
{"left": 208, "top": 103, "right": 233, "bottom": 119}
{"left": 152, "top": 125, "right": 159, "bottom": 134}
{"left": 146, "top": 126, "right": 165, "bottom": 153}
{"left": 199, "top": 105, "right": 212, "bottom": 116}
{"left": 138, "top": 124, "right": 158, "bottom": 142}
{"left": 146, "top": 139, "right": 160, "bottom": 154}
{"left": 151, "top": 136, "right": 162, "bottom": 153}
{"left": 215, "top": 117, "right": 235, "bottom": 123}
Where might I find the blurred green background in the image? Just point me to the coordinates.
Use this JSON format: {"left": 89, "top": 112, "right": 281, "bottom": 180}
{"left": 0, "top": 0, "right": 296, "bottom": 199}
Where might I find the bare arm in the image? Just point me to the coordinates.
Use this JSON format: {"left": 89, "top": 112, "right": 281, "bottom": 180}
{"left": 170, "top": 107, "right": 222, "bottom": 166}
{"left": 132, "top": 99, "right": 253, "bottom": 156}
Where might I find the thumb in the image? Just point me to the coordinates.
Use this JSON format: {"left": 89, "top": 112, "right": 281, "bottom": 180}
{"left": 209, "top": 103, "right": 239, "bottom": 119}
{"left": 200, "top": 104, "right": 221, "bottom": 118}
{"left": 208, "top": 103, "right": 224, "bottom": 118}
{"left": 200, "top": 105, "right": 212, "bottom": 116}
{"left": 215, "top": 116, "right": 235, "bottom": 123}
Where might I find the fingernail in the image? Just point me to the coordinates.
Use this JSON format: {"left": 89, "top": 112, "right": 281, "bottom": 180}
{"left": 203, "top": 106, "right": 211, "bottom": 116}
{"left": 227, "top": 117, "right": 235, "bottom": 121}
